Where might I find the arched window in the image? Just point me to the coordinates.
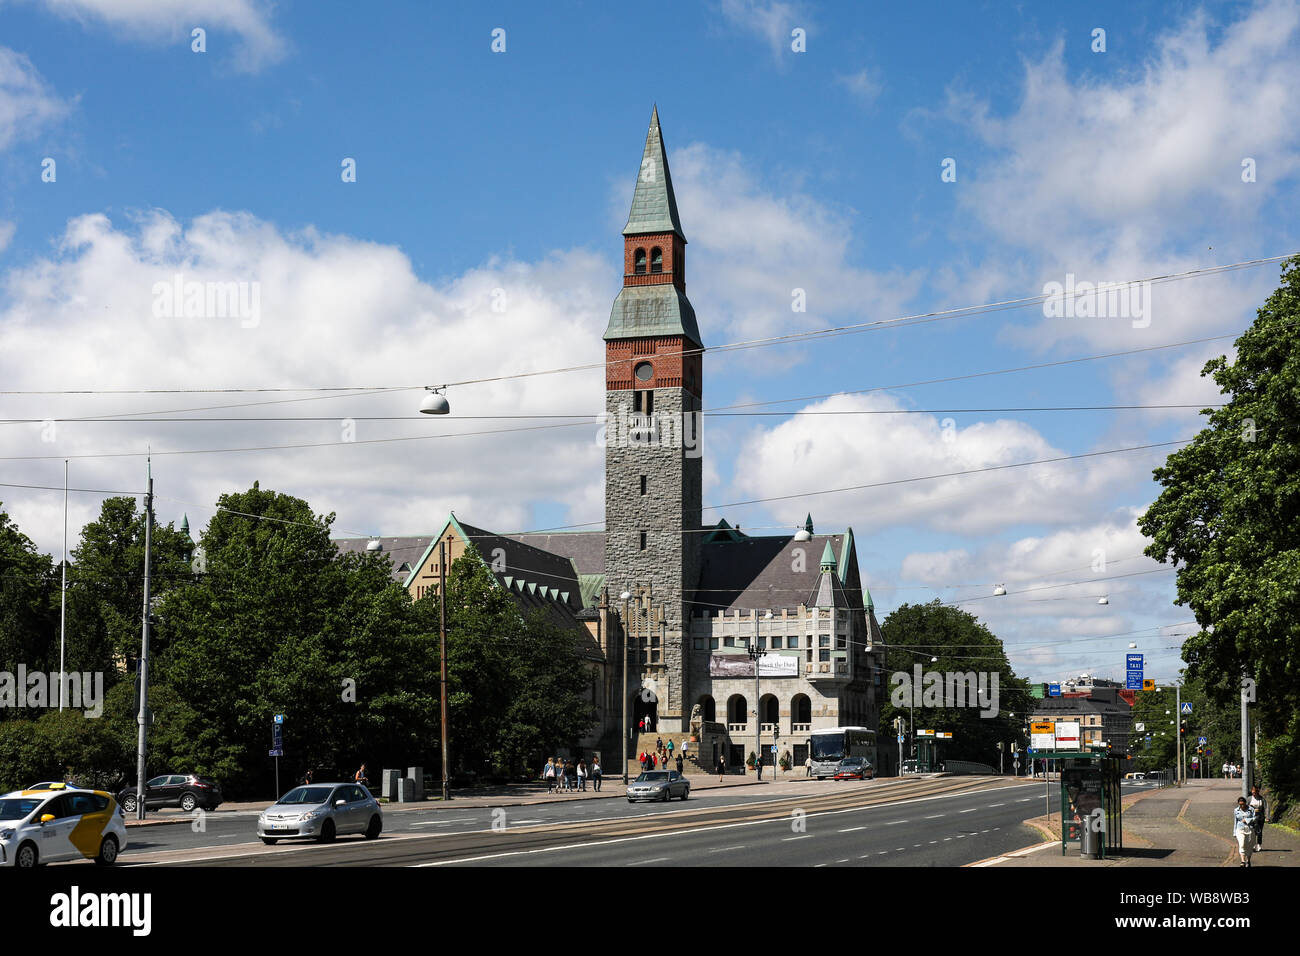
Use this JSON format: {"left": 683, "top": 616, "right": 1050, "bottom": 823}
{"left": 698, "top": 695, "right": 715, "bottom": 723}
{"left": 727, "top": 694, "right": 748, "bottom": 726}
{"left": 792, "top": 694, "right": 811, "bottom": 728}
{"left": 650, "top": 247, "right": 663, "bottom": 273}
{"left": 760, "top": 694, "right": 779, "bottom": 725}
{"left": 634, "top": 248, "right": 647, "bottom": 274}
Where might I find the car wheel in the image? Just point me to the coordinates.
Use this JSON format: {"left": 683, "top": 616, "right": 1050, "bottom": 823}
{"left": 261, "top": 837, "right": 278, "bottom": 845}
{"left": 180, "top": 793, "right": 197, "bottom": 812}
{"left": 15, "top": 842, "right": 38, "bottom": 868}
{"left": 95, "top": 835, "right": 119, "bottom": 866}
{"left": 365, "top": 816, "right": 382, "bottom": 840}
{"left": 122, "top": 794, "right": 137, "bottom": 813}
{"left": 661, "top": 789, "right": 670, "bottom": 802}
{"left": 681, "top": 787, "right": 689, "bottom": 801}
{"left": 628, "top": 799, "right": 635, "bottom": 804}
{"left": 317, "top": 819, "right": 336, "bottom": 843}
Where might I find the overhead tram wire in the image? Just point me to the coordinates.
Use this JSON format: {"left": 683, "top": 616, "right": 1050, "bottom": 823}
{"left": 3, "top": 252, "right": 1294, "bottom": 402}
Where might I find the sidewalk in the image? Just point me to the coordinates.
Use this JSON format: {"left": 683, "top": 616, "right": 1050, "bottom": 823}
{"left": 124, "top": 771, "right": 777, "bottom": 827}
{"left": 978, "top": 779, "right": 1300, "bottom": 867}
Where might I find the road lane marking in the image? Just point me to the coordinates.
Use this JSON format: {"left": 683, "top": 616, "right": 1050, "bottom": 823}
{"left": 709, "top": 845, "right": 746, "bottom": 853}
{"left": 838, "top": 826, "right": 866, "bottom": 832}
{"left": 409, "top": 781, "right": 1045, "bottom": 868}
{"left": 987, "top": 803, "right": 1005, "bottom": 808}
{"left": 886, "top": 820, "right": 908, "bottom": 825}
{"left": 626, "top": 857, "right": 670, "bottom": 866}
{"left": 960, "top": 808, "right": 977, "bottom": 813}
{"left": 783, "top": 835, "right": 812, "bottom": 841}
{"left": 924, "top": 814, "right": 944, "bottom": 819}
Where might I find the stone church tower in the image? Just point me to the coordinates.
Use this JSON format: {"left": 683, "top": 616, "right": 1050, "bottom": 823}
{"left": 604, "top": 106, "right": 703, "bottom": 735}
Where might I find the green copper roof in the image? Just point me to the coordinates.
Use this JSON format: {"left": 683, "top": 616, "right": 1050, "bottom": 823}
{"left": 623, "top": 105, "right": 685, "bottom": 240}
{"left": 803, "top": 513, "right": 814, "bottom": 533}
{"left": 605, "top": 284, "right": 702, "bottom": 342}
{"left": 820, "top": 540, "right": 837, "bottom": 570}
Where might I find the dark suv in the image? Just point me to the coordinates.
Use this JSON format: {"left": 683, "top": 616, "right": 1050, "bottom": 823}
{"left": 118, "top": 774, "right": 223, "bottom": 813}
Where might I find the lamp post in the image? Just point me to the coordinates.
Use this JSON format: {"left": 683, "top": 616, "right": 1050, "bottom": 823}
{"left": 747, "top": 611, "right": 772, "bottom": 780}
{"left": 620, "top": 590, "right": 632, "bottom": 785}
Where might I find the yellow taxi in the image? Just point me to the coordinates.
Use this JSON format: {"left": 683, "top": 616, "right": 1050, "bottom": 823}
{"left": 0, "top": 784, "right": 128, "bottom": 867}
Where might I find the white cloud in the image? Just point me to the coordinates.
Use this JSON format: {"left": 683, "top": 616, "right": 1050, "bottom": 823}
{"left": 0, "top": 46, "right": 71, "bottom": 149}
{"left": 725, "top": 392, "right": 1150, "bottom": 536}
{"left": 718, "top": 0, "right": 808, "bottom": 61}
{"left": 0, "top": 209, "right": 608, "bottom": 553}
{"left": 838, "top": 68, "right": 883, "bottom": 107}
{"left": 34, "top": 0, "right": 287, "bottom": 72}
{"left": 661, "top": 143, "right": 923, "bottom": 344}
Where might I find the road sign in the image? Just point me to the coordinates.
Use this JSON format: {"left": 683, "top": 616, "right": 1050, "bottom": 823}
{"left": 1181, "top": 702, "right": 1193, "bottom": 715}
{"left": 274, "top": 713, "right": 285, "bottom": 724}
{"left": 917, "top": 729, "right": 935, "bottom": 737}
{"left": 1143, "top": 679, "right": 1155, "bottom": 691}
{"left": 1126, "top": 654, "right": 1144, "bottom": 670}
{"left": 1030, "top": 721, "right": 1055, "bottom": 735}
{"left": 1048, "top": 683, "right": 1061, "bottom": 697}
{"left": 1126, "top": 673, "right": 1143, "bottom": 689}
{"left": 897, "top": 734, "right": 904, "bottom": 743}
{"left": 1055, "top": 721, "right": 1081, "bottom": 748}
{"left": 936, "top": 732, "right": 953, "bottom": 739}
{"left": 771, "top": 744, "right": 777, "bottom": 754}
{"left": 1135, "top": 722, "right": 1145, "bottom": 732}
{"left": 268, "top": 748, "right": 283, "bottom": 757}
{"left": 1198, "top": 736, "right": 1207, "bottom": 746}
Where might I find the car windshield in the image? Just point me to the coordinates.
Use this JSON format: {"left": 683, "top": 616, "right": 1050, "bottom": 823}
{"left": 635, "top": 772, "right": 669, "bottom": 783}
{"left": 0, "top": 797, "right": 46, "bottom": 820}
{"left": 276, "top": 786, "right": 333, "bottom": 805}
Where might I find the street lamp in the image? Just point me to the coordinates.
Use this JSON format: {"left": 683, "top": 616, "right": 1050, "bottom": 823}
{"left": 419, "top": 387, "right": 450, "bottom": 415}
{"left": 993, "top": 584, "right": 1007, "bottom": 596}
{"left": 747, "top": 610, "right": 773, "bottom": 780}
{"left": 620, "top": 590, "right": 632, "bottom": 785}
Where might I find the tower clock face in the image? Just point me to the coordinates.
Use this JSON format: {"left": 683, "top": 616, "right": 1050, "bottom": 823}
{"left": 634, "top": 361, "right": 653, "bottom": 382}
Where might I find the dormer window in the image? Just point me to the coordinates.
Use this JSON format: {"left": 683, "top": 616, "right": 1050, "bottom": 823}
{"left": 650, "top": 247, "right": 663, "bottom": 273}
{"left": 634, "top": 248, "right": 647, "bottom": 274}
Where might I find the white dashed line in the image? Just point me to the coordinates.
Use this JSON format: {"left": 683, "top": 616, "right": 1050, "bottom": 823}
{"left": 626, "top": 857, "right": 670, "bottom": 866}
{"left": 783, "top": 835, "right": 812, "bottom": 841}
{"left": 924, "top": 814, "right": 945, "bottom": 819}
{"left": 838, "top": 826, "right": 866, "bottom": 833}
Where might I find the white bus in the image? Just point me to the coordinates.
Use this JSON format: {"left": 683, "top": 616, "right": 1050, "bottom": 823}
{"left": 808, "top": 726, "right": 877, "bottom": 779}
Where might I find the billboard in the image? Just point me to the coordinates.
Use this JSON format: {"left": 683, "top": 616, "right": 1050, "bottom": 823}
{"left": 709, "top": 653, "right": 800, "bottom": 678}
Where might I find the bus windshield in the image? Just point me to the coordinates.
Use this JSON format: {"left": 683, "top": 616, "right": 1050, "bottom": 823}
{"left": 811, "top": 735, "right": 845, "bottom": 761}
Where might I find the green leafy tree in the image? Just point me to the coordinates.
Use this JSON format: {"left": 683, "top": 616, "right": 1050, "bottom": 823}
{"left": 1139, "top": 256, "right": 1300, "bottom": 808}
{"left": 0, "top": 504, "right": 58, "bottom": 702}
{"left": 879, "top": 601, "right": 1032, "bottom": 767}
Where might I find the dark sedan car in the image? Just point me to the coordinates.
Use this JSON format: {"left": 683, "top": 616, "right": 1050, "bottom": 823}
{"left": 832, "top": 758, "right": 874, "bottom": 780}
{"left": 118, "top": 774, "right": 223, "bottom": 813}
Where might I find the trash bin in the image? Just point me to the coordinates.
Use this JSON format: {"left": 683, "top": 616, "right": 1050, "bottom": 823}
{"left": 1080, "top": 823, "right": 1100, "bottom": 859}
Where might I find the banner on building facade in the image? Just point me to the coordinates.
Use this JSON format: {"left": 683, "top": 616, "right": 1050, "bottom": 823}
{"left": 709, "top": 653, "right": 800, "bottom": 678}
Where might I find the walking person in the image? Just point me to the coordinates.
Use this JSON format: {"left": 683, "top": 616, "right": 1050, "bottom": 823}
{"left": 354, "top": 763, "right": 369, "bottom": 788}
{"left": 675, "top": 753, "right": 683, "bottom": 774}
{"left": 717, "top": 754, "right": 726, "bottom": 781}
{"left": 577, "top": 759, "right": 588, "bottom": 792}
{"left": 1249, "top": 785, "right": 1266, "bottom": 852}
{"left": 805, "top": 755, "right": 813, "bottom": 777}
{"left": 544, "top": 758, "right": 556, "bottom": 793}
{"left": 1233, "top": 797, "right": 1257, "bottom": 867}
{"left": 565, "top": 759, "right": 578, "bottom": 792}
{"left": 592, "top": 757, "right": 602, "bottom": 792}
{"left": 656, "top": 735, "right": 663, "bottom": 754}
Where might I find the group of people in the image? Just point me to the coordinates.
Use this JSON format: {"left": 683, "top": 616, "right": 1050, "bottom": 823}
{"left": 639, "top": 736, "right": 686, "bottom": 774}
{"left": 1222, "top": 762, "right": 1244, "bottom": 778}
{"left": 1232, "top": 785, "right": 1267, "bottom": 867}
{"left": 543, "top": 757, "right": 602, "bottom": 793}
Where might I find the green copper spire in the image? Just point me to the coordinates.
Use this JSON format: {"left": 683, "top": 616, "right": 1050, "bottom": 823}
{"left": 820, "top": 540, "right": 836, "bottom": 570}
{"left": 623, "top": 105, "right": 685, "bottom": 240}
{"left": 804, "top": 513, "right": 814, "bottom": 534}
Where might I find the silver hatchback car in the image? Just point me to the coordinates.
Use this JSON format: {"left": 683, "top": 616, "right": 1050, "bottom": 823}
{"left": 257, "top": 783, "right": 382, "bottom": 844}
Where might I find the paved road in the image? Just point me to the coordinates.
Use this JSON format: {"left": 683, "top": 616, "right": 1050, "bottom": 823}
{"left": 70, "top": 776, "right": 1165, "bottom": 867}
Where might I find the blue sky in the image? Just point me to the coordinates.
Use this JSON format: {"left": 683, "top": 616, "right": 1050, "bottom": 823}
{"left": 3, "top": 0, "right": 1299, "bottom": 685}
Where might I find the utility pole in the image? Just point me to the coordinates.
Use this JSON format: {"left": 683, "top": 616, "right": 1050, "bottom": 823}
{"left": 134, "top": 459, "right": 154, "bottom": 820}
{"left": 58, "top": 459, "right": 67, "bottom": 711}
{"left": 1240, "top": 669, "right": 1251, "bottom": 799}
{"left": 1175, "top": 682, "right": 1181, "bottom": 787}
{"left": 620, "top": 590, "right": 631, "bottom": 785}
{"left": 439, "top": 539, "right": 450, "bottom": 802}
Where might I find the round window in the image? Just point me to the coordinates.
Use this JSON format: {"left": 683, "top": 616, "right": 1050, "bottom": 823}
{"left": 634, "top": 362, "right": 653, "bottom": 382}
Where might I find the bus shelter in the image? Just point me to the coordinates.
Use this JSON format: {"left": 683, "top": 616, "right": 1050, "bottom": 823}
{"left": 1056, "top": 751, "right": 1123, "bottom": 858}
